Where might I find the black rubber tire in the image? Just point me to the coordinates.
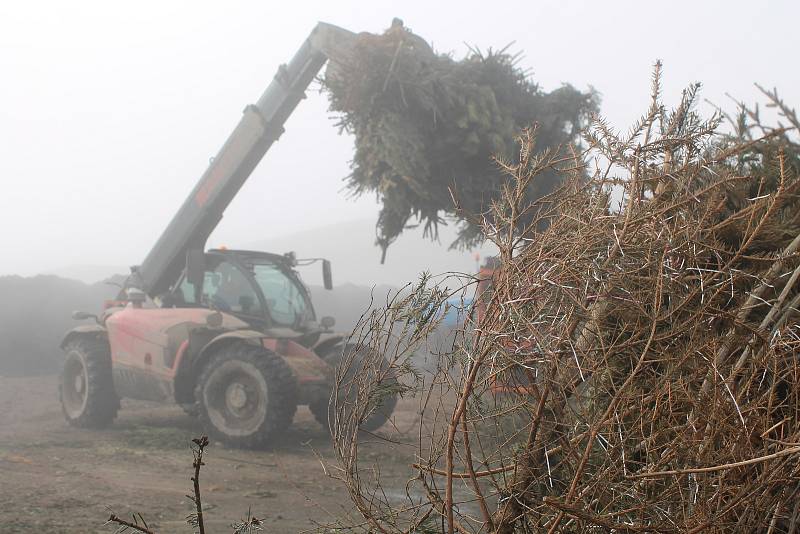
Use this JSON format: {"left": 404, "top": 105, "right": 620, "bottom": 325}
{"left": 59, "top": 336, "right": 119, "bottom": 428}
{"left": 309, "top": 343, "right": 398, "bottom": 433}
{"left": 195, "top": 342, "right": 297, "bottom": 449}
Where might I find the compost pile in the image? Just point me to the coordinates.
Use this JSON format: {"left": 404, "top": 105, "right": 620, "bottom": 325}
{"left": 331, "top": 72, "right": 800, "bottom": 533}
{"left": 0, "top": 275, "right": 119, "bottom": 376}
{"left": 323, "top": 21, "right": 596, "bottom": 260}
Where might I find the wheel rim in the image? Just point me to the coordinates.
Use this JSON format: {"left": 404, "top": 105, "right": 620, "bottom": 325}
{"left": 202, "top": 360, "right": 268, "bottom": 437}
{"left": 62, "top": 351, "right": 89, "bottom": 419}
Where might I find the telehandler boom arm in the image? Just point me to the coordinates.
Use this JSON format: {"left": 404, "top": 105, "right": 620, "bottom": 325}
{"left": 133, "top": 22, "right": 356, "bottom": 297}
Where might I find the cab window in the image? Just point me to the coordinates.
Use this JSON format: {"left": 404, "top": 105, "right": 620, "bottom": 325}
{"left": 251, "top": 263, "right": 311, "bottom": 326}
{"left": 179, "top": 260, "right": 263, "bottom": 316}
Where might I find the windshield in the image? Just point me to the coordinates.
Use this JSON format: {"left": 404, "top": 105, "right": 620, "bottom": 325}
{"left": 251, "top": 262, "right": 314, "bottom": 327}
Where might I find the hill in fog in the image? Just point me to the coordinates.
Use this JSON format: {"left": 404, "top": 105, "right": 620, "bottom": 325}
{"left": 40, "top": 264, "right": 130, "bottom": 285}
{"left": 0, "top": 273, "right": 396, "bottom": 377}
{"left": 246, "top": 218, "right": 493, "bottom": 287}
{"left": 1, "top": 218, "right": 485, "bottom": 376}
{"left": 0, "top": 275, "right": 119, "bottom": 376}
{"left": 42, "top": 219, "right": 492, "bottom": 287}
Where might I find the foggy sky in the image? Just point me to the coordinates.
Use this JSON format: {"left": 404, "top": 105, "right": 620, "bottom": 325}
{"left": 1, "top": 0, "right": 798, "bottom": 281}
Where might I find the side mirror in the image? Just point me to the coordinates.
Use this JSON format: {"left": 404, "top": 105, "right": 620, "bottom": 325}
{"left": 322, "top": 259, "right": 333, "bottom": 290}
{"left": 320, "top": 316, "right": 336, "bottom": 330}
{"left": 71, "top": 310, "right": 97, "bottom": 321}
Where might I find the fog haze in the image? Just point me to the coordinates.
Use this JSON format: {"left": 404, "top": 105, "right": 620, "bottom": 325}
{"left": 1, "top": 4, "right": 799, "bottom": 529}
{"left": 1, "top": 0, "right": 798, "bottom": 283}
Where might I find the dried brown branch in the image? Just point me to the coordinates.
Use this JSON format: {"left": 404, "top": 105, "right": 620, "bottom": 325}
{"left": 107, "top": 512, "right": 157, "bottom": 534}
{"left": 626, "top": 445, "right": 800, "bottom": 479}
{"left": 330, "top": 66, "right": 800, "bottom": 534}
{"left": 187, "top": 436, "right": 209, "bottom": 534}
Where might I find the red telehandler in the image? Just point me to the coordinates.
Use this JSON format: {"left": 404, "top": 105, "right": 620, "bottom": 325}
{"left": 59, "top": 22, "right": 397, "bottom": 448}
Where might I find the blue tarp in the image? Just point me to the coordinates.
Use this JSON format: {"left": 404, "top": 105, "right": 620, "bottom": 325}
{"left": 438, "top": 297, "right": 473, "bottom": 327}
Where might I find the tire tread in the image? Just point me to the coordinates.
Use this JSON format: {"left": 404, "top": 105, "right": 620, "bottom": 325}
{"left": 60, "top": 336, "right": 118, "bottom": 428}
{"left": 195, "top": 342, "right": 297, "bottom": 449}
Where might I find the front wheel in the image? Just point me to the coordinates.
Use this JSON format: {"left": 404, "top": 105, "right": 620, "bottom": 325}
{"left": 310, "top": 343, "right": 398, "bottom": 433}
{"left": 195, "top": 342, "right": 297, "bottom": 449}
{"left": 59, "top": 336, "right": 119, "bottom": 428}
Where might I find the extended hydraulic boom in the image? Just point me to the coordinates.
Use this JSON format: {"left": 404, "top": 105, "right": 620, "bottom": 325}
{"left": 132, "top": 22, "right": 356, "bottom": 297}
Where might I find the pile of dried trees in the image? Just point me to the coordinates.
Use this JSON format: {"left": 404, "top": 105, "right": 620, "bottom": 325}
{"left": 330, "top": 66, "right": 800, "bottom": 532}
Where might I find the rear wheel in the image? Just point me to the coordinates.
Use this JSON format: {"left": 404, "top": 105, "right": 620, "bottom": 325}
{"left": 195, "top": 343, "right": 297, "bottom": 449}
{"left": 310, "top": 343, "right": 398, "bottom": 433}
{"left": 59, "top": 337, "right": 118, "bottom": 428}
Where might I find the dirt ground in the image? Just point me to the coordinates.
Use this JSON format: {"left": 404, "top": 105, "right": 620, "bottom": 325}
{"left": 0, "top": 374, "right": 418, "bottom": 534}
